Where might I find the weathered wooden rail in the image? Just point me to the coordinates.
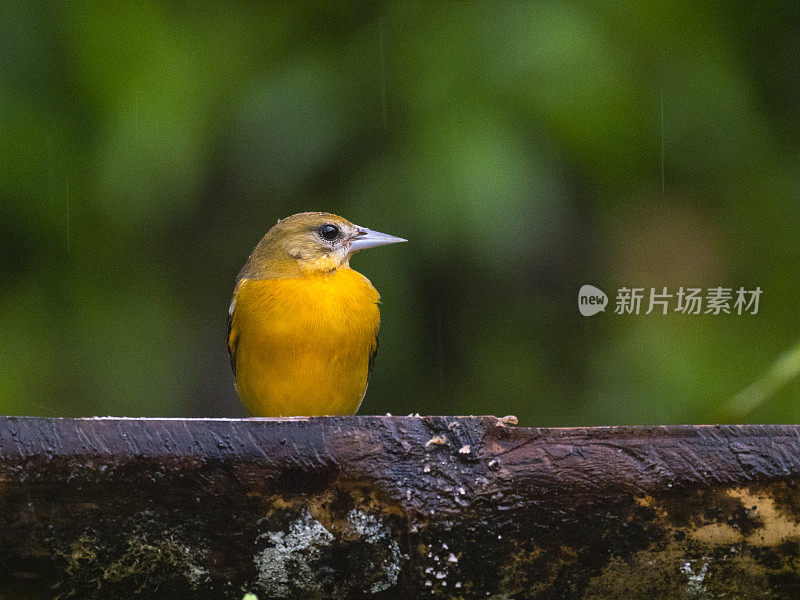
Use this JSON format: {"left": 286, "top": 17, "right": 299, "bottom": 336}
{"left": 1, "top": 417, "right": 800, "bottom": 599}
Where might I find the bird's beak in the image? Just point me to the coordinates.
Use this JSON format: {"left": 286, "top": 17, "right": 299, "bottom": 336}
{"left": 348, "top": 227, "right": 407, "bottom": 252}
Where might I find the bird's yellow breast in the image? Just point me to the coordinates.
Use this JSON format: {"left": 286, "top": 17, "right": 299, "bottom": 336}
{"left": 229, "top": 267, "right": 380, "bottom": 416}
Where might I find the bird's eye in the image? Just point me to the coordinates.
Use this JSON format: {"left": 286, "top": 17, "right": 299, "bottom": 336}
{"left": 318, "top": 224, "right": 339, "bottom": 241}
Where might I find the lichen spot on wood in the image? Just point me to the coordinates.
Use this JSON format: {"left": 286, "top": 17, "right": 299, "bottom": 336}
{"left": 56, "top": 528, "right": 210, "bottom": 598}
{"left": 253, "top": 509, "right": 404, "bottom": 598}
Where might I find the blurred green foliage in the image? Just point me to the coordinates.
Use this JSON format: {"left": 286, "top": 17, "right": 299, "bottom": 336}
{"left": 2, "top": 1, "right": 799, "bottom": 424}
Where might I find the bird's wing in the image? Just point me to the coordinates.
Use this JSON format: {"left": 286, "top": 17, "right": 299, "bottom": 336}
{"left": 367, "top": 335, "right": 379, "bottom": 383}
{"left": 227, "top": 290, "right": 240, "bottom": 376}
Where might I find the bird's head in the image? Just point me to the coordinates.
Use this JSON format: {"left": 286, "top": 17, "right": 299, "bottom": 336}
{"left": 239, "top": 212, "right": 406, "bottom": 279}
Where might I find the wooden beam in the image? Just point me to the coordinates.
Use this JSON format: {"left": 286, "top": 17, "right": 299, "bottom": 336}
{"left": 1, "top": 417, "right": 800, "bottom": 598}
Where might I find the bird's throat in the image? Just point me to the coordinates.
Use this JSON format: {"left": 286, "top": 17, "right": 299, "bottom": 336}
{"left": 297, "top": 252, "right": 349, "bottom": 276}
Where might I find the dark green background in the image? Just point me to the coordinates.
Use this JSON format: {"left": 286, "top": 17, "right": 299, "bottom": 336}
{"left": 2, "top": 2, "right": 799, "bottom": 424}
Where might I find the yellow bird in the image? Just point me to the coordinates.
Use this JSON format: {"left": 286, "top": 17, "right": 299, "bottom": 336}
{"left": 227, "top": 212, "right": 406, "bottom": 416}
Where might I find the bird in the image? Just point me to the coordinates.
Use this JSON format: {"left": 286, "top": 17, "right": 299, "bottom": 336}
{"left": 227, "top": 212, "right": 406, "bottom": 416}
